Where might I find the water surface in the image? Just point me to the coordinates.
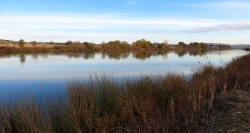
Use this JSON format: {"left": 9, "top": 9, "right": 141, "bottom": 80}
{"left": 0, "top": 49, "right": 248, "bottom": 100}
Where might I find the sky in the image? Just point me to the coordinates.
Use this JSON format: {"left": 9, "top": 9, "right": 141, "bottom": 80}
{"left": 0, "top": 0, "right": 250, "bottom": 44}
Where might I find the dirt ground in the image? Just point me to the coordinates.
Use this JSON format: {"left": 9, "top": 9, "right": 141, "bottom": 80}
{"left": 200, "top": 90, "right": 250, "bottom": 133}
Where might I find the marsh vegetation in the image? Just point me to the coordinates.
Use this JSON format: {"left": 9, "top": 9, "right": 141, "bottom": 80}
{"left": 0, "top": 53, "right": 249, "bottom": 133}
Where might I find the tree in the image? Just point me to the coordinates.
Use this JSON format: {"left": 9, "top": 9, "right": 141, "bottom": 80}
{"left": 120, "top": 41, "right": 130, "bottom": 49}
{"left": 189, "top": 42, "right": 208, "bottom": 50}
{"left": 18, "top": 39, "right": 25, "bottom": 47}
{"left": 108, "top": 41, "right": 130, "bottom": 50}
{"left": 83, "top": 42, "right": 95, "bottom": 50}
{"left": 159, "top": 40, "right": 169, "bottom": 49}
{"left": 200, "top": 43, "right": 209, "bottom": 50}
{"left": 73, "top": 41, "right": 81, "bottom": 47}
{"left": 108, "top": 40, "right": 121, "bottom": 49}
{"left": 100, "top": 41, "right": 130, "bottom": 50}
{"left": 65, "top": 41, "right": 73, "bottom": 46}
{"left": 132, "top": 39, "right": 152, "bottom": 49}
{"left": 178, "top": 42, "right": 187, "bottom": 47}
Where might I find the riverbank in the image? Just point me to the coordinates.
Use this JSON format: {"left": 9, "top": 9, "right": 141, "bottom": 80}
{"left": 0, "top": 39, "right": 231, "bottom": 54}
{"left": 0, "top": 54, "right": 249, "bottom": 133}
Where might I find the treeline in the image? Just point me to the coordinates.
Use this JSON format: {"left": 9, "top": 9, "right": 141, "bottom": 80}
{"left": 0, "top": 39, "right": 231, "bottom": 53}
{"left": 177, "top": 41, "right": 231, "bottom": 50}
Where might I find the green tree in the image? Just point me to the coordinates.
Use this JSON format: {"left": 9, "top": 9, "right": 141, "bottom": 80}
{"left": 18, "top": 39, "right": 25, "bottom": 47}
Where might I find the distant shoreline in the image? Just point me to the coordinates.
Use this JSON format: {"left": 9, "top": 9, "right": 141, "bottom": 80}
{"left": 0, "top": 39, "right": 232, "bottom": 54}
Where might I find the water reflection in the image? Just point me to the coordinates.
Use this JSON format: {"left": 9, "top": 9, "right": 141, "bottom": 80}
{"left": 19, "top": 54, "right": 26, "bottom": 64}
{"left": 0, "top": 49, "right": 248, "bottom": 101}
{"left": 0, "top": 50, "right": 213, "bottom": 64}
{"left": 0, "top": 50, "right": 247, "bottom": 80}
{"left": 102, "top": 52, "right": 130, "bottom": 60}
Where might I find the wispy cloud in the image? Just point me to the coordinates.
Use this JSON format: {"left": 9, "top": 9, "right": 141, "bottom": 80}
{"left": 0, "top": 30, "right": 174, "bottom": 43}
{"left": 0, "top": 15, "right": 217, "bottom": 26}
{"left": 183, "top": 22, "right": 250, "bottom": 33}
{"left": 0, "top": 13, "right": 225, "bottom": 42}
{"left": 0, "top": 13, "right": 221, "bottom": 33}
{"left": 0, "top": 13, "right": 249, "bottom": 43}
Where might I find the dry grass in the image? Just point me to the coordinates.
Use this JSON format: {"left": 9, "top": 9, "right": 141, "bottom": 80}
{"left": 0, "top": 54, "right": 249, "bottom": 133}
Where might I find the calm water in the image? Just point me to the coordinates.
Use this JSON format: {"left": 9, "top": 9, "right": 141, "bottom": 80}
{"left": 0, "top": 49, "right": 248, "bottom": 100}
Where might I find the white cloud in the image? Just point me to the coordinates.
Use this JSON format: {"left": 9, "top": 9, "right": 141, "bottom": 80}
{"left": 0, "top": 13, "right": 223, "bottom": 42}
{"left": 0, "top": 30, "right": 173, "bottom": 43}
{"left": 0, "top": 15, "right": 218, "bottom": 27}
{"left": 0, "top": 13, "right": 250, "bottom": 44}
{"left": 183, "top": 21, "right": 250, "bottom": 33}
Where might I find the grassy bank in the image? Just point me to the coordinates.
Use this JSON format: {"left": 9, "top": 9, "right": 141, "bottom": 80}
{"left": 0, "top": 54, "right": 249, "bottom": 133}
{"left": 0, "top": 39, "right": 231, "bottom": 54}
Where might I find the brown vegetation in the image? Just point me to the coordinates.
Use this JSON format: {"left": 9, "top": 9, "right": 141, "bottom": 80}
{"left": 0, "top": 48, "right": 247, "bottom": 133}
{"left": 0, "top": 39, "right": 231, "bottom": 54}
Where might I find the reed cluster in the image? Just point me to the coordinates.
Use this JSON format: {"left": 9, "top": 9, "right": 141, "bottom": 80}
{"left": 0, "top": 54, "right": 249, "bottom": 133}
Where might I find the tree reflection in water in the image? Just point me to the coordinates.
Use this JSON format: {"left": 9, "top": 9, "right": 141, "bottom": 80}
{"left": 0, "top": 50, "right": 211, "bottom": 64}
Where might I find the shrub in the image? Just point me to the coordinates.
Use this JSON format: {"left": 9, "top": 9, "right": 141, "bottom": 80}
{"left": 83, "top": 42, "right": 95, "bottom": 50}
{"left": 18, "top": 39, "right": 25, "bottom": 48}
{"left": 132, "top": 39, "right": 152, "bottom": 49}
{"left": 178, "top": 42, "right": 187, "bottom": 48}
{"left": 65, "top": 41, "right": 73, "bottom": 46}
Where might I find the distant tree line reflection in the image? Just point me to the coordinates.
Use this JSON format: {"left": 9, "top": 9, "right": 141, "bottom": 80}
{"left": 0, "top": 50, "right": 211, "bottom": 64}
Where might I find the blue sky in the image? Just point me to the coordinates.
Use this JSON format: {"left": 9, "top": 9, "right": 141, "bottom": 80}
{"left": 1, "top": 0, "right": 250, "bottom": 44}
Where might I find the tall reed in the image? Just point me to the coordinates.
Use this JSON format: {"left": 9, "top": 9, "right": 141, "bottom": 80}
{"left": 0, "top": 54, "right": 249, "bottom": 133}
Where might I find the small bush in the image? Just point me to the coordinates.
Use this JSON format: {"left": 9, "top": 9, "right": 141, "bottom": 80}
{"left": 18, "top": 39, "right": 25, "bottom": 48}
